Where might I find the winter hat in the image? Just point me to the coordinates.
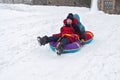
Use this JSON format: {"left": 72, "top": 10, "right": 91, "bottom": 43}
{"left": 67, "top": 13, "right": 74, "bottom": 20}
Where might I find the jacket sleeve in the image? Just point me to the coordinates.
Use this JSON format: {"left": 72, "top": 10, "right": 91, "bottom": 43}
{"left": 53, "top": 33, "right": 61, "bottom": 36}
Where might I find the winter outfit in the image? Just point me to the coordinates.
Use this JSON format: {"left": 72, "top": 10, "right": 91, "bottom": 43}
{"left": 64, "top": 13, "right": 85, "bottom": 40}
{"left": 37, "top": 13, "right": 85, "bottom": 55}
{"left": 73, "top": 14, "right": 85, "bottom": 40}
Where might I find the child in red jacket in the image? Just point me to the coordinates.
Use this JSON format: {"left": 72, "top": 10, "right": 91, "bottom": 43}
{"left": 37, "top": 14, "right": 79, "bottom": 55}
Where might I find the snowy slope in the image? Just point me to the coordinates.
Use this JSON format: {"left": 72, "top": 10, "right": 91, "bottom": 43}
{"left": 0, "top": 4, "right": 120, "bottom": 80}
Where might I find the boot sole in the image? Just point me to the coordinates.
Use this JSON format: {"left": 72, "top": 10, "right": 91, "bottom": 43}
{"left": 37, "top": 37, "right": 42, "bottom": 46}
{"left": 55, "top": 48, "right": 62, "bottom": 55}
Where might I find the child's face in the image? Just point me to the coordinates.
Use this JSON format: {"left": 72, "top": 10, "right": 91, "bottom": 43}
{"left": 66, "top": 19, "right": 72, "bottom": 25}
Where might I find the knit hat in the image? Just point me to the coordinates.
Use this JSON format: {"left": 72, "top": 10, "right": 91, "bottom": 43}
{"left": 67, "top": 13, "right": 74, "bottom": 20}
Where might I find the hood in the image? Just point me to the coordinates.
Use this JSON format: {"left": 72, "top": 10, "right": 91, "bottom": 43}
{"left": 74, "top": 14, "right": 80, "bottom": 22}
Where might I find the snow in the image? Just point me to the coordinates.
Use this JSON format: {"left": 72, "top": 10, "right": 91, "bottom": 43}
{"left": 0, "top": 3, "right": 120, "bottom": 80}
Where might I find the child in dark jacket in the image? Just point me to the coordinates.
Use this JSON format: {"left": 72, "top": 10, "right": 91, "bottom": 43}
{"left": 37, "top": 14, "right": 79, "bottom": 55}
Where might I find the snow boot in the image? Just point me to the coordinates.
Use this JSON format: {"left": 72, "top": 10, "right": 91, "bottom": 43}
{"left": 37, "top": 36, "right": 48, "bottom": 46}
{"left": 55, "top": 42, "right": 63, "bottom": 55}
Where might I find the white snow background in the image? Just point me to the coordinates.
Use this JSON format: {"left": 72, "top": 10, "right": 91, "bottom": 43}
{"left": 0, "top": 3, "right": 120, "bottom": 80}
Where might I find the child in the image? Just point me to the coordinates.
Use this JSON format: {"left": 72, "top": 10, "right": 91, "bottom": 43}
{"left": 37, "top": 13, "right": 80, "bottom": 55}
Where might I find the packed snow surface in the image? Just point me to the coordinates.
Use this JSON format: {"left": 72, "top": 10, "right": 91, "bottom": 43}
{"left": 0, "top": 4, "right": 120, "bottom": 80}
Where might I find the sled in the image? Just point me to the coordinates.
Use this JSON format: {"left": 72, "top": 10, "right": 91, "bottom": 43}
{"left": 49, "top": 31, "right": 94, "bottom": 53}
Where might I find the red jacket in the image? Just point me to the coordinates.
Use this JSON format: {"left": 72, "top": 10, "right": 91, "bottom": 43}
{"left": 53, "top": 18, "right": 79, "bottom": 42}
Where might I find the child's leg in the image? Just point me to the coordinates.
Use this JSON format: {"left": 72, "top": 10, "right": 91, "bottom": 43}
{"left": 37, "top": 35, "right": 60, "bottom": 46}
{"left": 56, "top": 38, "right": 70, "bottom": 55}
{"left": 60, "top": 38, "right": 70, "bottom": 47}
{"left": 47, "top": 36, "right": 60, "bottom": 42}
